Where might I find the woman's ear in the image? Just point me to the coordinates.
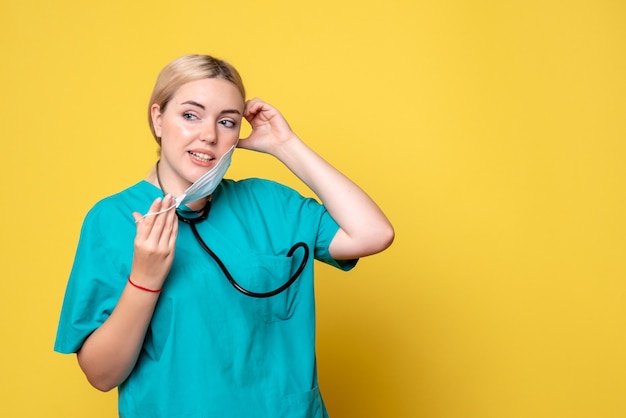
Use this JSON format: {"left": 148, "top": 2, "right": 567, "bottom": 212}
{"left": 151, "top": 104, "right": 163, "bottom": 138}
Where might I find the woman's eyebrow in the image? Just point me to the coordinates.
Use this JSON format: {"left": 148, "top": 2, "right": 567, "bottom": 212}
{"left": 181, "top": 100, "right": 205, "bottom": 109}
{"left": 220, "top": 109, "right": 242, "bottom": 115}
{"left": 180, "top": 100, "right": 242, "bottom": 115}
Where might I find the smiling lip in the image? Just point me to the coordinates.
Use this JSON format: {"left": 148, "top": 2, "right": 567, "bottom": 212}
{"left": 188, "top": 150, "right": 215, "bottom": 166}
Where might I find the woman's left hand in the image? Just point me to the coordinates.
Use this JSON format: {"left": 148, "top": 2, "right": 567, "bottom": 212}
{"left": 238, "top": 98, "right": 297, "bottom": 154}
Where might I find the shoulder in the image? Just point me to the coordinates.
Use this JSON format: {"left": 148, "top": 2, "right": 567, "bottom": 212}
{"left": 219, "top": 178, "right": 308, "bottom": 202}
{"left": 218, "top": 178, "right": 321, "bottom": 213}
{"left": 217, "top": 178, "right": 326, "bottom": 221}
{"left": 88, "top": 181, "right": 160, "bottom": 216}
{"left": 82, "top": 181, "right": 161, "bottom": 233}
{"left": 221, "top": 177, "right": 294, "bottom": 193}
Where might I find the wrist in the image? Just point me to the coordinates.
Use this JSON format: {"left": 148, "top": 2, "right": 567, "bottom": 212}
{"left": 271, "top": 134, "right": 306, "bottom": 162}
{"left": 127, "top": 275, "right": 162, "bottom": 293}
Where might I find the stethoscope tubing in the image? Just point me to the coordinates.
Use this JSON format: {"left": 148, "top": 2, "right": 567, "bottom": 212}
{"left": 176, "top": 203, "right": 309, "bottom": 298}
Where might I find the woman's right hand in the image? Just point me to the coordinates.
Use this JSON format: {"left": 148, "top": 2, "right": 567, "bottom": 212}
{"left": 130, "top": 194, "right": 178, "bottom": 290}
{"left": 78, "top": 195, "right": 178, "bottom": 391}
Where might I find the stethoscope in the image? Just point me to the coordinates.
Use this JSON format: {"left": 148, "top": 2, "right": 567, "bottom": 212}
{"left": 176, "top": 197, "right": 309, "bottom": 298}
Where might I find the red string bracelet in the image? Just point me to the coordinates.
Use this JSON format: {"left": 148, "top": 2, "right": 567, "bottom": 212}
{"left": 128, "top": 276, "right": 162, "bottom": 293}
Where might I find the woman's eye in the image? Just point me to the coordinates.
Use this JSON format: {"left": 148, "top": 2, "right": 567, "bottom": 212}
{"left": 219, "top": 120, "right": 236, "bottom": 128}
{"left": 183, "top": 112, "right": 197, "bottom": 120}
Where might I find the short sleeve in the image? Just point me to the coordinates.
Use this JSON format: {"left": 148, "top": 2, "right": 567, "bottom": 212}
{"left": 242, "top": 178, "right": 358, "bottom": 272}
{"left": 311, "top": 202, "right": 358, "bottom": 271}
{"left": 54, "top": 201, "right": 135, "bottom": 354}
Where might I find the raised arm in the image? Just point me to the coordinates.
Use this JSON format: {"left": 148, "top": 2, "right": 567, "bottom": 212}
{"left": 239, "top": 98, "right": 394, "bottom": 260}
{"left": 76, "top": 195, "right": 178, "bottom": 391}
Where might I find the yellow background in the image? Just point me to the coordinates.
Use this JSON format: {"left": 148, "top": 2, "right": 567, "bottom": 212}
{"left": 1, "top": 0, "right": 625, "bottom": 417}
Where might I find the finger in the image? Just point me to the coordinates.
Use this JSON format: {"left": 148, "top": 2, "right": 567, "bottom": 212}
{"left": 134, "top": 197, "right": 162, "bottom": 240}
{"left": 157, "top": 197, "right": 178, "bottom": 247}
{"left": 244, "top": 97, "right": 261, "bottom": 112}
{"left": 236, "top": 137, "right": 253, "bottom": 149}
{"left": 147, "top": 195, "right": 174, "bottom": 242}
{"left": 166, "top": 208, "right": 179, "bottom": 250}
{"left": 244, "top": 98, "right": 265, "bottom": 120}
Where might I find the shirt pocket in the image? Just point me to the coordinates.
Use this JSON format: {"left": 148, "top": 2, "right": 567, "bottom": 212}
{"left": 236, "top": 252, "right": 305, "bottom": 323}
{"left": 278, "top": 386, "right": 326, "bottom": 418}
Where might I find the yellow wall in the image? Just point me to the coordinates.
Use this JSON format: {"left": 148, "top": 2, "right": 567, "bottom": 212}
{"left": 1, "top": 1, "right": 625, "bottom": 417}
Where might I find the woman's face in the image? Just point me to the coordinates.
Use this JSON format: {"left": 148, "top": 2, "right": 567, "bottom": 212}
{"left": 151, "top": 78, "right": 244, "bottom": 197}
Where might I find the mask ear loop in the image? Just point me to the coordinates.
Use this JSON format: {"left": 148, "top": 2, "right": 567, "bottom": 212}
{"left": 135, "top": 201, "right": 177, "bottom": 223}
{"left": 135, "top": 160, "right": 178, "bottom": 223}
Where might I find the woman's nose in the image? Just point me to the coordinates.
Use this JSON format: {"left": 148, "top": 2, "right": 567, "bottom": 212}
{"left": 200, "top": 123, "right": 217, "bottom": 144}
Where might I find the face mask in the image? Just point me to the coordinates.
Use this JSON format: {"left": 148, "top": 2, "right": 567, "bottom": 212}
{"left": 175, "top": 145, "right": 235, "bottom": 207}
{"left": 138, "top": 145, "right": 236, "bottom": 221}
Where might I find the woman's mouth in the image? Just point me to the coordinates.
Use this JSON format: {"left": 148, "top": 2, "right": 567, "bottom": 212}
{"left": 188, "top": 151, "right": 214, "bottom": 162}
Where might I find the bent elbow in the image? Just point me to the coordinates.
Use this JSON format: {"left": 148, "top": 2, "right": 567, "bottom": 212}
{"left": 81, "top": 367, "right": 119, "bottom": 392}
{"left": 358, "top": 224, "right": 395, "bottom": 257}
{"left": 329, "top": 222, "right": 395, "bottom": 260}
{"left": 385, "top": 225, "right": 395, "bottom": 249}
{"left": 89, "top": 379, "right": 117, "bottom": 393}
{"left": 374, "top": 224, "right": 395, "bottom": 253}
{"left": 77, "top": 351, "right": 122, "bottom": 393}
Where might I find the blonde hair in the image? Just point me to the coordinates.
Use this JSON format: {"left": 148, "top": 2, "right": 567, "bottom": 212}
{"left": 148, "top": 54, "right": 246, "bottom": 144}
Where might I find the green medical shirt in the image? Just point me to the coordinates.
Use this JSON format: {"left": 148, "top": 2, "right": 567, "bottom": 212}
{"left": 55, "top": 178, "right": 357, "bottom": 417}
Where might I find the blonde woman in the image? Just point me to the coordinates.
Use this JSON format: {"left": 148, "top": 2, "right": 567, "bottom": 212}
{"left": 55, "top": 54, "right": 394, "bottom": 417}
